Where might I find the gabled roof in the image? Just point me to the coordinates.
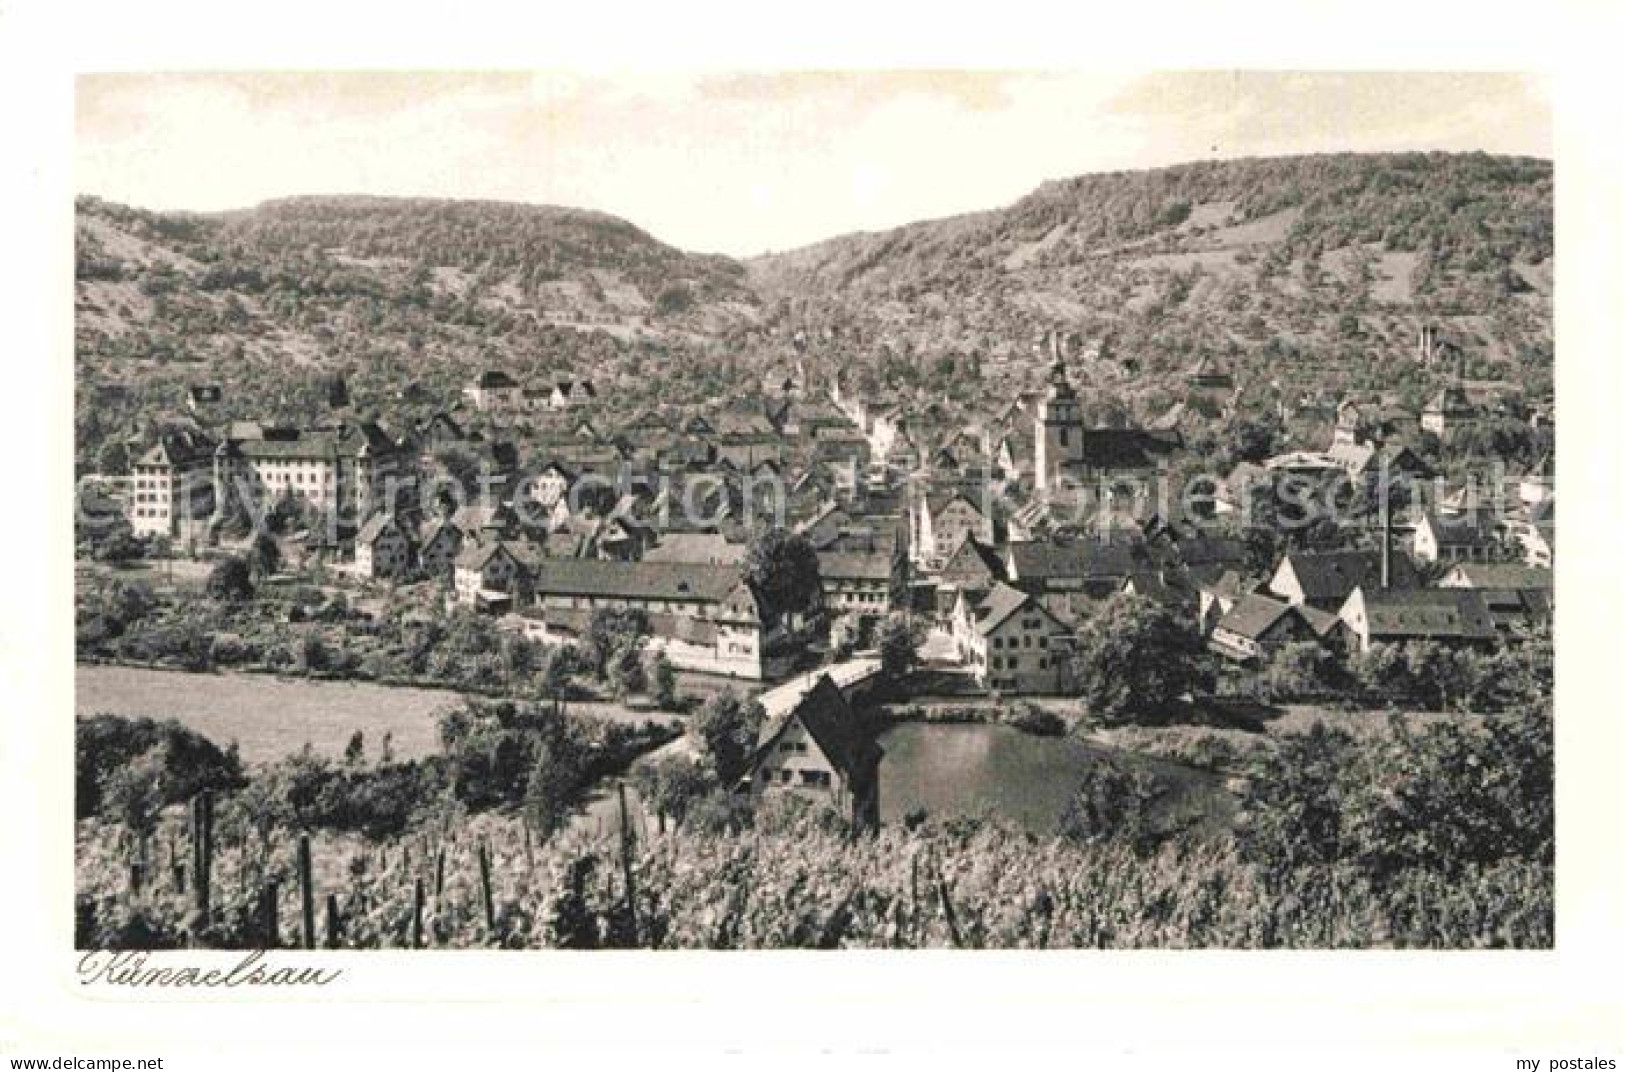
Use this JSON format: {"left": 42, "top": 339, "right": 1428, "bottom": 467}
{"left": 1121, "top": 570, "right": 1194, "bottom": 607}
{"left": 971, "top": 582, "right": 1061, "bottom": 636}
{"left": 1216, "top": 593, "right": 1302, "bottom": 641}
{"left": 816, "top": 550, "right": 894, "bottom": 582}
{"left": 752, "top": 674, "right": 876, "bottom": 783}
{"left": 355, "top": 513, "right": 402, "bottom": 546}
{"left": 418, "top": 518, "right": 461, "bottom": 548}
{"left": 1067, "top": 428, "right": 1180, "bottom": 471}
{"left": 1441, "top": 562, "right": 1553, "bottom": 590}
{"left": 473, "top": 369, "right": 520, "bottom": 389}
{"left": 1200, "top": 568, "right": 1257, "bottom": 602}
{"left": 1277, "top": 549, "right": 1417, "bottom": 601}
{"left": 455, "top": 539, "right": 524, "bottom": 571}
{"left": 529, "top": 558, "right": 745, "bottom": 604}
{"left": 1169, "top": 533, "right": 1249, "bottom": 570}
{"left": 643, "top": 532, "right": 747, "bottom": 566}
{"left": 1351, "top": 587, "right": 1497, "bottom": 641}
{"left": 1006, "top": 538, "right": 1145, "bottom": 583}
{"left": 940, "top": 534, "right": 1005, "bottom": 583}
{"left": 1426, "top": 385, "right": 1476, "bottom": 415}
{"left": 1419, "top": 511, "right": 1497, "bottom": 548}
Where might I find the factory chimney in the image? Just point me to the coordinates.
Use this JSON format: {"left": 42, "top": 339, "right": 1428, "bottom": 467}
{"left": 1379, "top": 462, "right": 1392, "bottom": 590}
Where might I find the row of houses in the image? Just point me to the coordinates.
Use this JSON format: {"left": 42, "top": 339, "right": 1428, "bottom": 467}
{"left": 1206, "top": 552, "right": 1551, "bottom": 663}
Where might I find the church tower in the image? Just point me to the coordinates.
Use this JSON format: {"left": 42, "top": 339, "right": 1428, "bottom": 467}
{"left": 1034, "top": 334, "right": 1084, "bottom": 495}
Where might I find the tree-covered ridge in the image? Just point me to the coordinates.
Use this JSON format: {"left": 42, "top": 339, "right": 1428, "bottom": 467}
{"left": 751, "top": 152, "right": 1553, "bottom": 288}
{"left": 210, "top": 195, "right": 749, "bottom": 300}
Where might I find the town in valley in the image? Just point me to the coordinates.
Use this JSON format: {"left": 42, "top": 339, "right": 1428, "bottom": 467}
{"left": 73, "top": 132, "right": 1555, "bottom": 949}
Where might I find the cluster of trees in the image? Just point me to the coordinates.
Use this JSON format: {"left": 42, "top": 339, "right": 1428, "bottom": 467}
{"left": 632, "top": 691, "right": 767, "bottom": 833}
{"left": 76, "top": 715, "right": 246, "bottom": 823}
{"left": 581, "top": 607, "right": 677, "bottom": 705}
{"left": 1061, "top": 593, "right": 1551, "bottom": 724}
{"left": 1351, "top": 627, "right": 1551, "bottom": 712}
{"left": 78, "top": 698, "right": 676, "bottom": 857}
{"left": 1241, "top": 701, "right": 1552, "bottom": 884}
{"left": 1067, "top": 595, "right": 1214, "bottom": 726}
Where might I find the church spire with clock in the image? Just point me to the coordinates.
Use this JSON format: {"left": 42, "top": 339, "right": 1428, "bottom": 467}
{"left": 1035, "top": 332, "right": 1085, "bottom": 495}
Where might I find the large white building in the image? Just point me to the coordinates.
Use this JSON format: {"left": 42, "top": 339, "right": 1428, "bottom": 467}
{"left": 128, "top": 430, "right": 216, "bottom": 539}
{"left": 211, "top": 421, "right": 407, "bottom": 523}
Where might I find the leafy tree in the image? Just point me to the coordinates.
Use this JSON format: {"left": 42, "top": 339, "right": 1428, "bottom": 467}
{"left": 1262, "top": 641, "right": 1336, "bottom": 701}
{"left": 249, "top": 530, "right": 281, "bottom": 579}
{"left": 1069, "top": 594, "right": 1212, "bottom": 725}
{"left": 606, "top": 641, "right": 648, "bottom": 699}
{"left": 743, "top": 527, "right": 821, "bottom": 623}
{"left": 1238, "top": 722, "right": 1356, "bottom": 878}
{"left": 1223, "top": 415, "right": 1282, "bottom": 468}
{"left": 876, "top": 612, "right": 918, "bottom": 678}
{"left": 1059, "top": 758, "right": 1183, "bottom": 856}
{"left": 343, "top": 730, "right": 366, "bottom": 769}
{"left": 96, "top": 441, "right": 130, "bottom": 476}
{"left": 585, "top": 607, "right": 648, "bottom": 678}
{"left": 101, "top": 747, "right": 168, "bottom": 842}
{"left": 631, "top": 752, "right": 718, "bottom": 829}
{"left": 95, "top": 530, "right": 144, "bottom": 564}
{"left": 524, "top": 739, "right": 587, "bottom": 840}
{"left": 205, "top": 555, "right": 254, "bottom": 602}
{"left": 76, "top": 715, "right": 244, "bottom": 820}
{"left": 646, "top": 650, "right": 677, "bottom": 707}
{"left": 685, "top": 691, "right": 766, "bottom": 784}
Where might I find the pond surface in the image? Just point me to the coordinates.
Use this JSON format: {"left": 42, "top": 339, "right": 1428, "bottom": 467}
{"left": 876, "top": 721, "right": 1230, "bottom": 836}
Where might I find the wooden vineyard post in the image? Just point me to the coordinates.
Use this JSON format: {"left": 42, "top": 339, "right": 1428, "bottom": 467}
{"left": 434, "top": 846, "right": 445, "bottom": 901}
{"left": 477, "top": 841, "right": 496, "bottom": 935}
{"left": 934, "top": 864, "right": 963, "bottom": 949}
{"left": 298, "top": 834, "right": 316, "bottom": 950}
{"left": 324, "top": 893, "right": 342, "bottom": 949}
{"left": 189, "top": 790, "right": 214, "bottom": 928}
{"left": 261, "top": 880, "right": 280, "bottom": 949}
{"left": 909, "top": 853, "right": 920, "bottom": 947}
{"left": 411, "top": 877, "right": 425, "bottom": 949}
{"left": 617, "top": 781, "right": 639, "bottom": 944}
{"left": 523, "top": 824, "right": 534, "bottom": 870}
{"left": 171, "top": 833, "right": 184, "bottom": 893}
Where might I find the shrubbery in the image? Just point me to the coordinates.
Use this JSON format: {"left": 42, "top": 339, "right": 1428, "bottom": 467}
{"left": 76, "top": 714, "right": 245, "bottom": 820}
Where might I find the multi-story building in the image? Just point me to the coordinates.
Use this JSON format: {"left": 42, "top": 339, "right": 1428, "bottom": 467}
{"left": 1421, "top": 385, "right": 1481, "bottom": 439}
{"left": 451, "top": 541, "right": 530, "bottom": 611}
{"left": 463, "top": 369, "right": 524, "bottom": 414}
{"left": 521, "top": 559, "right": 773, "bottom": 679}
{"left": 1033, "top": 354, "right": 1180, "bottom": 501}
{"left": 912, "top": 489, "right": 996, "bottom": 570}
{"left": 212, "top": 421, "right": 407, "bottom": 523}
{"left": 745, "top": 674, "right": 880, "bottom": 826}
{"left": 951, "top": 581, "right": 1071, "bottom": 694}
{"left": 353, "top": 513, "right": 412, "bottom": 581}
{"left": 128, "top": 430, "right": 216, "bottom": 540}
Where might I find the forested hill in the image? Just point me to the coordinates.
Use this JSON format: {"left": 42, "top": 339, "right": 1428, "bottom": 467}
{"left": 752, "top": 153, "right": 1552, "bottom": 290}
{"left": 210, "top": 196, "right": 750, "bottom": 309}
{"left": 75, "top": 193, "right": 760, "bottom": 372}
{"left": 76, "top": 152, "right": 1553, "bottom": 437}
{"left": 748, "top": 152, "right": 1552, "bottom": 411}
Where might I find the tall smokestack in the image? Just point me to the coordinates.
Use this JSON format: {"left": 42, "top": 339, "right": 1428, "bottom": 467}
{"left": 1379, "top": 466, "right": 1392, "bottom": 590}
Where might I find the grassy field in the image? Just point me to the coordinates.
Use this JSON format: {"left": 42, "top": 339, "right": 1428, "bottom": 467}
{"left": 76, "top": 664, "right": 679, "bottom": 767}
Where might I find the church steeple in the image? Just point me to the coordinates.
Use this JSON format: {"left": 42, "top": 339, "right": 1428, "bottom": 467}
{"left": 1036, "top": 332, "right": 1084, "bottom": 496}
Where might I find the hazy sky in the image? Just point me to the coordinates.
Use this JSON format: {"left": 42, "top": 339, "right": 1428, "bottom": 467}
{"left": 76, "top": 71, "right": 1550, "bottom": 257}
